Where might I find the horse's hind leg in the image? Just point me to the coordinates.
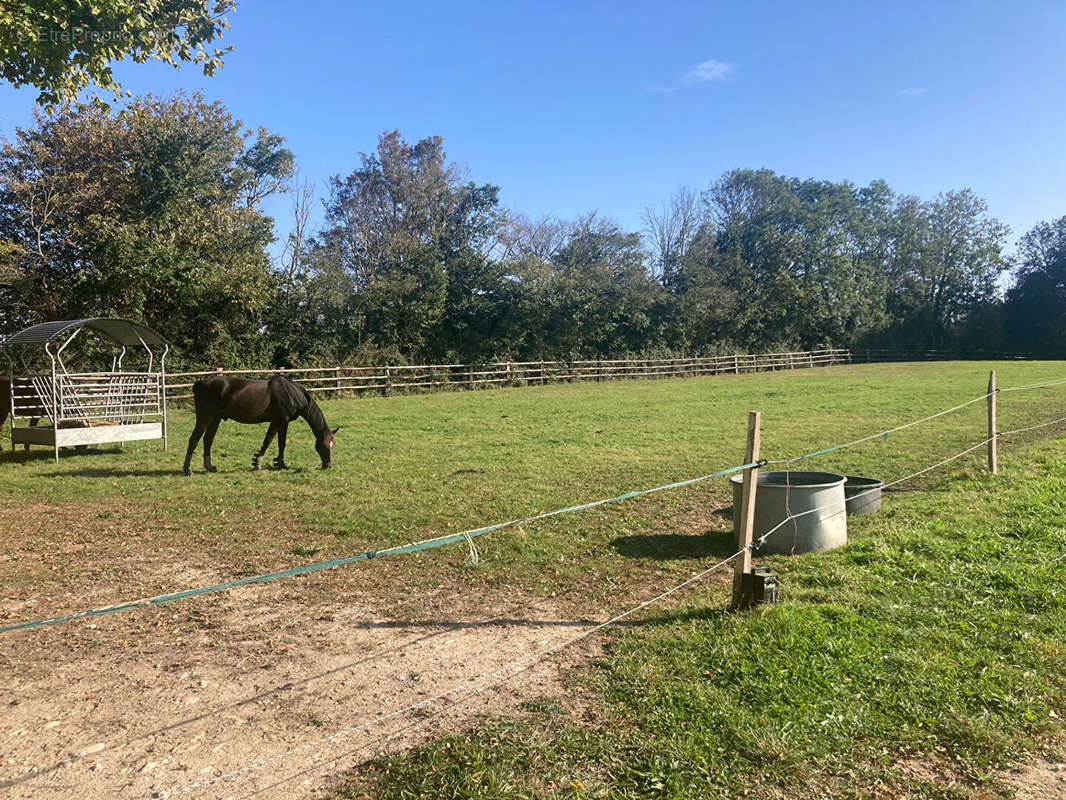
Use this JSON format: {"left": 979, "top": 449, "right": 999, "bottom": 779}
{"left": 253, "top": 422, "right": 278, "bottom": 470}
{"left": 183, "top": 417, "right": 210, "bottom": 475}
{"left": 202, "top": 417, "right": 222, "bottom": 473}
{"left": 274, "top": 420, "right": 290, "bottom": 469}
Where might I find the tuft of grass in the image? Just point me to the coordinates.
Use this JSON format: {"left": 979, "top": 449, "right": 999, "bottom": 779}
{"left": 342, "top": 437, "right": 1066, "bottom": 800}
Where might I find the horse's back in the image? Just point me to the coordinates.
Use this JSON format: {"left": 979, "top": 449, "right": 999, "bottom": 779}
{"left": 192, "top": 375, "right": 305, "bottom": 423}
{"left": 193, "top": 376, "right": 273, "bottom": 423}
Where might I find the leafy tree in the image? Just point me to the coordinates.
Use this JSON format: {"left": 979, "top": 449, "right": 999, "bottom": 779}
{"left": 0, "top": 1, "right": 235, "bottom": 107}
{"left": 917, "top": 189, "right": 1008, "bottom": 345}
{"left": 1002, "top": 216, "right": 1066, "bottom": 355}
{"left": 496, "top": 213, "right": 665, "bottom": 358}
{"left": 686, "top": 169, "right": 887, "bottom": 350}
{"left": 311, "top": 131, "right": 502, "bottom": 361}
{"left": 660, "top": 171, "right": 1007, "bottom": 354}
{"left": 0, "top": 92, "right": 292, "bottom": 365}
{"left": 546, "top": 215, "right": 665, "bottom": 356}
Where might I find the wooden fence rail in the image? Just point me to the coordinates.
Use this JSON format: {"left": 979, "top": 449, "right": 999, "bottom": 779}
{"left": 165, "top": 349, "right": 853, "bottom": 400}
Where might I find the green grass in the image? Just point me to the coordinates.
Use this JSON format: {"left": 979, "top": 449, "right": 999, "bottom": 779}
{"left": 341, "top": 422, "right": 1066, "bottom": 800}
{"left": 3, "top": 361, "right": 1066, "bottom": 604}
{"left": 3, "top": 360, "right": 1066, "bottom": 795}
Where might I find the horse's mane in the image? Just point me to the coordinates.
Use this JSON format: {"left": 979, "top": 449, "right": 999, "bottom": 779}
{"left": 303, "top": 395, "right": 329, "bottom": 439}
{"left": 268, "top": 375, "right": 309, "bottom": 415}
{"left": 270, "top": 375, "right": 329, "bottom": 438}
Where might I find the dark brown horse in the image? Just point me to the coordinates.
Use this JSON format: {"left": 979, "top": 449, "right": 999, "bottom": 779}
{"left": 183, "top": 375, "right": 339, "bottom": 475}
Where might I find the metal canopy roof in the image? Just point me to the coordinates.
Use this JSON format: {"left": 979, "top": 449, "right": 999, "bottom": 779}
{"left": 1, "top": 318, "right": 168, "bottom": 348}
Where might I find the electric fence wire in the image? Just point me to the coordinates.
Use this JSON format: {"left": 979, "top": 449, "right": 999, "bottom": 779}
{"left": 765, "top": 391, "right": 993, "bottom": 466}
{"left": 0, "top": 459, "right": 764, "bottom": 635}
{"left": 764, "top": 372, "right": 1066, "bottom": 468}
{"left": 157, "top": 547, "right": 747, "bottom": 798}
{"left": 158, "top": 413, "right": 1066, "bottom": 799}
{"left": 998, "top": 376, "right": 1066, "bottom": 393}
{"left": 7, "top": 372, "right": 1066, "bottom": 636}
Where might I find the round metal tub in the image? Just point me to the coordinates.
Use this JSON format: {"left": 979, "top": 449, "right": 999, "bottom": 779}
{"left": 730, "top": 471, "right": 847, "bottom": 555}
{"left": 844, "top": 476, "right": 884, "bottom": 515}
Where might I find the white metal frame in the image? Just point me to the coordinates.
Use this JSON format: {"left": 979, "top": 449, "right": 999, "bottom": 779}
{"left": 4, "top": 322, "right": 168, "bottom": 462}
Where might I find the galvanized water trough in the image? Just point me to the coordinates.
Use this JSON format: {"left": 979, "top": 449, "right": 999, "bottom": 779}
{"left": 730, "top": 471, "right": 848, "bottom": 555}
{"left": 843, "top": 476, "right": 884, "bottom": 515}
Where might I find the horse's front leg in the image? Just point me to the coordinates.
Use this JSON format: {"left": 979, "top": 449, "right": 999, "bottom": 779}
{"left": 274, "top": 420, "right": 289, "bottom": 469}
{"left": 253, "top": 422, "right": 278, "bottom": 470}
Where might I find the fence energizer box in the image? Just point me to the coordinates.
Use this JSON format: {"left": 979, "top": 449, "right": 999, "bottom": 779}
{"left": 739, "top": 567, "right": 779, "bottom": 608}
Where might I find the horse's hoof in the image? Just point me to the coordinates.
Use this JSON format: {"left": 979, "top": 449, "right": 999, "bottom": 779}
{"left": 182, "top": 467, "right": 192, "bottom": 476}
{"left": 274, "top": 462, "right": 289, "bottom": 471}
{"left": 205, "top": 465, "right": 218, "bottom": 473}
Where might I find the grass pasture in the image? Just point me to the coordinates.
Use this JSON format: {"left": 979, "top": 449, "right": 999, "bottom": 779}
{"left": 1, "top": 361, "right": 1065, "bottom": 798}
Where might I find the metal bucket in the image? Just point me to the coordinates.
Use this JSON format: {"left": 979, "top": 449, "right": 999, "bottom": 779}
{"left": 730, "top": 471, "right": 847, "bottom": 555}
{"left": 844, "top": 476, "right": 884, "bottom": 515}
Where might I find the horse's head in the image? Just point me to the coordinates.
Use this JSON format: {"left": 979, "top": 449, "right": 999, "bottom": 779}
{"left": 316, "top": 426, "right": 341, "bottom": 469}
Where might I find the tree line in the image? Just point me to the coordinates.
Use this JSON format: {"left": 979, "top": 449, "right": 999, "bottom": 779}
{"left": 0, "top": 93, "right": 1061, "bottom": 368}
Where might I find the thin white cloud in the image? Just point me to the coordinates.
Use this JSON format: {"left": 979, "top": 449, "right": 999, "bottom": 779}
{"left": 647, "top": 59, "right": 733, "bottom": 94}
{"left": 897, "top": 87, "right": 928, "bottom": 96}
{"left": 683, "top": 59, "right": 733, "bottom": 84}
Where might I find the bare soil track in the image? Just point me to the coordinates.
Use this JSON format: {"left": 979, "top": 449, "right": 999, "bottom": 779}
{"left": 0, "top": 496, "right": 692, "bottom": 800}
{"left": 2, "top": 565, "right": 620, "bottom": 799}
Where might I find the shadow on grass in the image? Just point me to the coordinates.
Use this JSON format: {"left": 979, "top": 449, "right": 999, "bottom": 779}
{"left": 610, "top": 531, "right": 737, "bottom": 561}
{"left": 42, "top": 467, "right": 184, "bottom": 478}
{"left": 0, "top": 446, "right": 126, "bottom": 464}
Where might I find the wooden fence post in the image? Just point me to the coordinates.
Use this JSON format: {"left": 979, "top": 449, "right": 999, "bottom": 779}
{"left": 506, "top": 361, "right": 512, "bottom": 385}
{"left": 468, "top": 364, "right": 474, "bottom": 389}
{"left": 732, "top": 411, "right": 762, "bottom": 610}
{"left": 384, "top": 365, "right": 391, "bottom": 397}
{"left": 335, "top": 365, "right": 341, "bottom": 395}
{"left": 988, "top": 370, "right": 998, "bottom": 474}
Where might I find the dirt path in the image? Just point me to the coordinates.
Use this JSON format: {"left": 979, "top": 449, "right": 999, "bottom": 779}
{"left": 0, "top": 489, "right": 739, "bottom": 800}
{"left": 1007, "top": 747, "right": 1066, "bottom": 799}
{"left": 1, "top": 570, "right": 623, "bottom": 800}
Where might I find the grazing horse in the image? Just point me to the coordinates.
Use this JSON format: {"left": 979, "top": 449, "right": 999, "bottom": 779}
{"left": 183, "top": 375, "right": 339, "bottom": 475}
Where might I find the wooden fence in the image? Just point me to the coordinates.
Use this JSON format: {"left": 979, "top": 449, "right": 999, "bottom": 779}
{"left": 851, "top": 349, "right": 1037, "bottom": 363}
{"left": 166, "top": 349, "right": 852, "bottom": 400}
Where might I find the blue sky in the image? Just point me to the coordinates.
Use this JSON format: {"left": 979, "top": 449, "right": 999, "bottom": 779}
{"left": 1, "top": 0, "right": 1063, "bottom": 260}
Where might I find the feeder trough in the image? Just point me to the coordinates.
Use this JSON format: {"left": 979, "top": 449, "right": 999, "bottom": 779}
{"left": 730, "top": 471, "right": 847, "bottom": 555}
{"left": 844, "top": 476, "right": 884, "bottom": 515}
